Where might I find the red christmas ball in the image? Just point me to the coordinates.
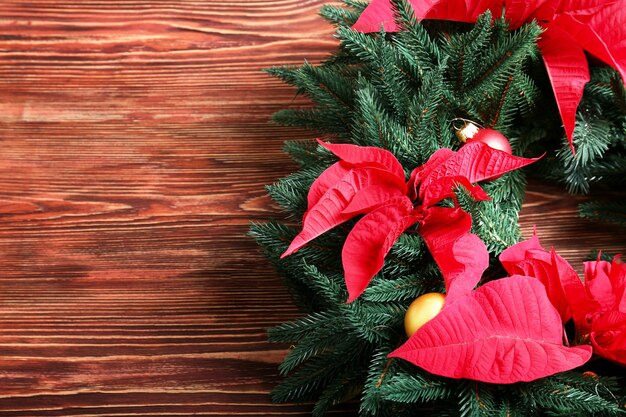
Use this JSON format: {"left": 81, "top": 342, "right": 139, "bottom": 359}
{"left": 467, "top": 128, "right": 512, "bottom": 154}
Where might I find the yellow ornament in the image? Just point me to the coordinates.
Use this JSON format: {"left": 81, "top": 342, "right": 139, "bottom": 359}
{"left": 452, "top": 118, "right": 481, "bottom": 143}
{"left": 404, "top": 292, "right": 446, "bottom": 337}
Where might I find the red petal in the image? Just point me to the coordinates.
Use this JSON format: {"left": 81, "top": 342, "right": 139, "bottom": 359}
{"left": 538, "top": 24, "right": 590, "bottom": 152}
{"left": 562, "top": 1, "right": 626, "bottom": 84}
{"left": 585, "top": 260, "right": 616, "bottom": 310}
{"left": 421, "top": 175, "right": 490, "bottom": 207}
{"left": 307, "top": 161, "right": 352, "bottom": 210}
{"left": 419, "top": 207, "right": 488, "bottom": 303}
{"left": 608, "top": 256, "right": 626, "bottom": 288}
{"left": 584, "top": 256, "right": 626, "bottom": 313}
{"left": 590, "top": 310, "right": 626, "bottom": 366}
{"left": 549, "top": 249, "right": 592, "bottom": 327}
{"left": 343, "top": 197, "right": 420, "bottom": 302}
{"left": 389, "top": 276, "right": 593, "bottom": 383}
{"left": 592, "top": 330, "right": 626, "bottom": 367}
{"left": 499, "top": 232, "right": 543, "bottom": 276}
{"left": 425, "top": 0, "right": 501, "bottom": 22}
{"left": 351, "top": 0, "right": 438, "bottom": 33}
{"left": 612, "top": 257, "right": 626, "bottom": 314}
{"left": 504, "top": 0, "right": 557, "bottom": 29}
{"left": 418, "top": 142, "right": 540, "bottom": 205}
{"left": 556, "top": 0, "right": 610, "bottom": 17}
{"left": 282, "top": 167, "right": 404, "bottom": 258}
{"left": 342, "top": 183, "right": 407, "bottom": 215}
{"left": 619, "top": 289, "right": 626, "bottom": 314}
{"left": 506, "top": 248, "right": 575, "bottom": 323}
{"left": 500, "top": 235, "right": 591, "bottom": 326}
{"left": 351, "top": 0, "right": 401, "bottom": 33}
{"left": 317, "top": 139, "right": 405, "bottom": 180}
{"left": 408, "top": 148, "right": 455, "bottom": 199}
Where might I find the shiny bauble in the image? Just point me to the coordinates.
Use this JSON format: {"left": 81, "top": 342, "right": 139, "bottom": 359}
{"left": 454, "top": 121, "right": 481, "bottom": 143}
{"left": 467, "top": 128, "right": 512, "bottom": 154}
{"left": 404, "top": 292, "right": 446, "bottom": 337}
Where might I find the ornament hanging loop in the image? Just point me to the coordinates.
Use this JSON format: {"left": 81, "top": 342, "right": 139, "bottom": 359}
{"left": 452, "top": 118, "right": 484, "bottom": 143}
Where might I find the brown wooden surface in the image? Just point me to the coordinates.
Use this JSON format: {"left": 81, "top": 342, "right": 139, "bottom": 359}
{"left": 0, "top": 1, "right": 624, "bottom": 416}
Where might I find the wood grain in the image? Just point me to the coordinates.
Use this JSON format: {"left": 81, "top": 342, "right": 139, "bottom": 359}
{"left": 0, "top": 1, "right": 624, "bottom": 415}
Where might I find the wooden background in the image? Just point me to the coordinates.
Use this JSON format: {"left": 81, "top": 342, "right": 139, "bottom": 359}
{"left": 0, "top": 1, "right": 624, "bottom": 415}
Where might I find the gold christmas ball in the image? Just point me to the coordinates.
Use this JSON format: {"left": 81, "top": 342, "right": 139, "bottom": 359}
{"left": 454, "top": 120, "right": 480, "bottom": 143}
{"left": 404, "top": 292, "right": 446, "bottom": 337}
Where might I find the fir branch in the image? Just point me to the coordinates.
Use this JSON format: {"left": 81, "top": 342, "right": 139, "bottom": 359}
{"left": 352, "top": 77, "right": 396, "bottom": 149}
{"left": 342, "top": 300, "right": 405, "bottom": 343}
{"left": 342, "top": 0, "right": 369, "bottom": 12}
{"left": 266, "top": 167, "right": 323, "bottom": 217}
{"left": 302, "top": 263, "right": 346, "bottom": 305}
{"left": 360, "top": 343, "right": 398, "bottom": 416}
{"left": 457, "top": 381, "right": 496, "bottom": 417}
{"left": 271, "top": 336, "right": 368, "bottom": 404}
{"left": 406, "top": 68, "right": 453, "bottom": 164}
{"left": 313, "top": 372, "right": 362, "bottom": 417}
{"left": 269, "top": 311, "right": 339, "bottom": 343}
{"left": 278, "top": 316, "right": 350, "bottom": 375}
{"left": 491, "top": 73, "right": 513, "bottom": 127}
{"left": 336, "top": 26, "right": 383, "bottom": 65}
{"left": 319, "top": 3, "right": 361, "bottom": 27}
{"left": 579, "top": 199, "right": 626, "bottom": 226}
{"left": 448, "top": 12, "right": 495, "bottom": 92}
{"left": 524, "top": 374, "right": 624, "bottom": 415}
{"left": 249, "top": 221, "right": 296, "bottom": 260}
{"left": 557, "top": 116, "right": 614, "bottom": 194}
{"left": 283, "top": 139, "right": 336, "bottom": 168}
{"left": 265, "top": 65, "right": 302, "bottom": 88}
{"left": 362, "top": 275, "right": 422, "bottom": 303}
{"left": 392, "top": 0, "right": 441, "bottom": 75}
{"left": 273, "top": 108, "right": 351, "bottom": 136}
{"left": 379, "top": 371, "right": 453, "bottom": 403}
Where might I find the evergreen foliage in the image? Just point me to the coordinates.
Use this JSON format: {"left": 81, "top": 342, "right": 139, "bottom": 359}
{"left": 251, "top": 0, "right": 626, "bottom": 415}
{"left": 580, "top": 199, "right": 626, "bottom": 227}
{"left": 536, "top": 67, "right": 626, "bottom": 220}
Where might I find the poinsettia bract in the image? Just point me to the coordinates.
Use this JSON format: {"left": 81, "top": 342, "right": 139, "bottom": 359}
{"left": 281, "top": 140, "right": 538, "bottom": 302}
{"left": 501, "top": 235, "right": 626, "bottom": 366}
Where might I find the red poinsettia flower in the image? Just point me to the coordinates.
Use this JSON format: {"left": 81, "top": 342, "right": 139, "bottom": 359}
{"left": 584, "top": 257, "right": 626, "bottom": 364}
{"left": 352, "top": 0, "right": 626, "bottom": 151}
{"left": 390, "top": 232, "right": 595, "bottom": 384}
{"left": 281, "top": 139, "right": 538, "bottom": 302}
{"left": 500, "top": 235, "right": 626, "bottom": 366}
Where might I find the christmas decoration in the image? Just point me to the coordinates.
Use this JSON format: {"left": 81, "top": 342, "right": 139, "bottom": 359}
{"left": 453, "top": 118, "right": 481, "bottom": 143}
{"left": 281, "top": 139, "right": 538, "bottom": 302}
{"left": 353, "top": 0, "right": 626, "bottom": 151}
{"left": 403, "top": 292, "right": 445, "bottom": 337}
{"left": 468, "top": 128, "right": 512, "bottom": 154}
{"left": 454, "top": 119, "right": 513, "bottom": 154}
{"left": 501, "top": 235, "right": 626, "bottom": 366}
{"left": 252, "top": 1, "right": 626, "bottom": 415}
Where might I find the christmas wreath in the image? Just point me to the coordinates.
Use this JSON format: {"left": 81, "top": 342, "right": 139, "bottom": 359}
{"left": 250, "top": 1, "right": 626, "bottom": 415}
